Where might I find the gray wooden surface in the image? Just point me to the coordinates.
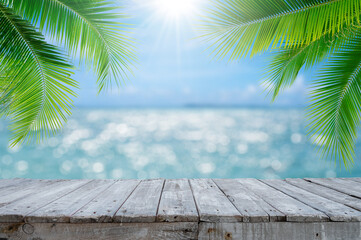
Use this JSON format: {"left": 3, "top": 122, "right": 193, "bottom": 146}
{"left": 71, "top": 179, "right": 140, "bottom": 223}
{"left": 189, "top": 179, "right": 242, "bottom": 222}
{"left": 261, "top": 179, "right": 361, "bottom": 222}
{"left": 198, "top": 222, "right": 361, "bottom": 240}
{"left": 157, "top": 179, "right": 198, "bottom": 222}
{"left": 114, "top": 179, "right": 165, "bottom": 223}
{"left": 238, "top": 178, "right": 328, "bottom": 222}
{"left": 213, "top": 179, "right": 285, "bottom": 222}
{"left": 0, "top": 178, "right": 360, "bottom": 239}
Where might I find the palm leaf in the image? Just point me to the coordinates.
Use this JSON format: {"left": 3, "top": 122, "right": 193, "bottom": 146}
{"left": 265, "top": 25, "right": 358, "bottom": 100}
{"left": 7, "top": 0, "right": 136, "bottom": 91}
{"left": 307, "top": 27, "right": 361, "bottom": 167}
{"left": 0, "top": 3, "right": 77, "bottom": 146}
{"left": 200, "top": 0, "right": 361, "bottom": 60}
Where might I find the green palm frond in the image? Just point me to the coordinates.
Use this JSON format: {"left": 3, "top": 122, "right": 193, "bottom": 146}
{"left": 200, "top": 0, "right": 361, "bottom": 60}
{"left": 0, "top": 61, "right": 14, "bottom": 115}
{"left": 8, "top": 0, "right": 136, "bottom": 91}
{"left": 307, "top": 27, "right": 361, "bottom": 167}
{"left": 0, "top": 3, "right": 77, "bottom": 146}
{"left": 265, "top": 26, "right": 357, "bottom": 100}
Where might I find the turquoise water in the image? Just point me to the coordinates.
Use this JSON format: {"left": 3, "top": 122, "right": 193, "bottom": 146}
{"left": 0, "top": 108, "right": 360, "bottom": 179}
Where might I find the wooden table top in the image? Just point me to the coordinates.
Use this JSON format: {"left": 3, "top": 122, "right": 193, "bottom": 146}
{"left": 0, "top": 178, "right": 361, "bottom": 224}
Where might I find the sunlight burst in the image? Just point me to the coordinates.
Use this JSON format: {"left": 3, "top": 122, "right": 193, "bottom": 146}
{"left": 154, "top": 0, "right": 199, "bottom": 19}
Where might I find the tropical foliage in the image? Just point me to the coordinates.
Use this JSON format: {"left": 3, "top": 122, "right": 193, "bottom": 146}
{"left": 0, "top": 0, "right": 135, "bottom": 146}
{"left": 200, "top": 0, "right": 361, "bottom": 168}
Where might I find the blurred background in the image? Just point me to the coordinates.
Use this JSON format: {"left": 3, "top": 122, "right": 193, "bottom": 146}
{"left": 0, "top": 0, "right": 360, "bottom": 179}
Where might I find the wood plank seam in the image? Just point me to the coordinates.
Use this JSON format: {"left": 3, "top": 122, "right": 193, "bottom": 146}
{"left": 285, "top": 178, "right": 361, "bottom": 214}
{"left": 260, "top": 179, "right": 328, "bottom": 217}
{"left": 111, "top": 180, "right": 142, "bottom": 220}
{"left": 189, "top": 179, "right": 242, "bottom": 222}
{"left": 69, "top": 180, "right": 118, "bottom": 218}
{"left": 155, "top": 178, "right": 166, "bottom": 221}
{"left": 304, "top": 178, "right": 361, "bottom": 200}
{"left": 187, "top": 179, "right": 201, "bottom": 222}
{"left": 260, "top": 179, "right": 361, "bottom": 222}
{"left": 211, "top": 179, "right": 262, "bottom": 222}
{"left": 113, "top": 179, "right": 165, "bottom": 222}
{"left": 239, "top": 179, "right": 289, "bottom": 219}
{"left": 156, "top": 179, "right": 198, "bottom": 222}
{"left": 340, "top": 178, "right": 361, "bottom": 183}
{"left": 239, "top": 179, "right": 328, "bottom": 222}
{"left": 0, "top": 179, "right": 27, "bottom": 191}
{"left": 217, "top": 179, "right": 286, "bottom": 222}
{"left": 346, "top": 178, "right": 361, "bottom": 184}
{"left": 24, "top": 180, "right": 94, "bottom": 223}
{"left": 0, "top": 179, "right": 71, "bottom": 210}
{"left": 1, "top": 178, "right": 361, "bottom": 226}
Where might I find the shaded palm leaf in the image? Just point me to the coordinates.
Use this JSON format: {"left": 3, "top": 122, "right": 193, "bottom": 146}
{"left": 8, "top": 0, "right": 136, "bottom": 91}
{"left": 0, "top": 3, "right": 77, "bottom": 146}
{"left": 200, "top": 0, "right": 361, "bottom": 59}
{"left": 265, "top": 25, "right": 357, "bottom": 100}
{"left": 308, "top": 27, "right": 361, "bottom": 167}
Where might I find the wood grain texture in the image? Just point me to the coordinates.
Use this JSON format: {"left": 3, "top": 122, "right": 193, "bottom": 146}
{"left": 0, "top": 180, "right": 89, "bottom": 223}
{"left": 114, "top": 179, "right": 165, "bottom": 223}
{"left": 340, "top": 178, "right": 361, "bottom": 184}
{"left": 0, "top": 179, "right": 58, "bottom": 208}
{"left": 0, "top": 222, "right": 198, "bottom": 240}
{"left": 189, "top": 179, "right": 242, "bottom": 222}
{"left": 286, "top": 178, "right": 361, "bottom": 212}
{"left": 198, "top": 222, "right": 361, "bottom": 240}
{"left": 214, "top": 179, "right": 285, "bottom": 222}
{"left": 305, "top": 178, "right": 361, "bottom": 198}
{"left": 261, "top": 179, "right": 361, "bottom": 222}
{"left": 157, "top": 179, "right": 198, "bottom": 222}
{"left": 25, "top": 180, "right": 115, "bottom": 223}
{"left": 71, "top": 180, "right": 140, "bottom": 223}
{"left": 0, "top": 176, "right": 361, "bottom": 236}
{"left": 0, "top": 178, "right": 27, "bottom": 190}
{"left": 238, "top": 179, "right": 328, "bottom": 222}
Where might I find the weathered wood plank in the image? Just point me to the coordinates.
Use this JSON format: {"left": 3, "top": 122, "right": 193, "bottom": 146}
{"left": 189, "top": 179, "right": 242, "bottom": 222}
{"left": 114, "top": 179, "right": 165, "bottom": 223}
{"left": 261, "top": 179, "right": 361, "bottom": 221}
{"left": 305, "top": 178, "right": 361, "bottom": 198}
{"left": 0, "top": 222, "right": 198, "bottom": 240}
{"left": 157, "top": 179, "right": 198, "bottom": 222}
{"left": 0, "top": 178, "right": 27, "bottom": 190}
{"left": 25, "top": 180, "right": 115, "bottom": 223}
{"left": 71, "top": 180, "right": 140, "bottom": 223}
{"left": 0, "top": 179, "right": 59, "bottom": 208}
{"left": 0, "top": 179, "right": 90, "bottom": 223}
{"left": 238, "top": 179, "right": 328, "bottom": 222}
{"left": 198, "top": 222, "right": 361, "bottom": 240}
{"left": 213, "top": 179, "right": 285, "bottom": 222}
{"left": 286, "top": 178, "right": 361, "bottom": 212}
{"left": 340, "top": 178, "right": 361, "bottom": 184}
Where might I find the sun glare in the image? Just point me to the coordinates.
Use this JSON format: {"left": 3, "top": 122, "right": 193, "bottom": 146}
{"left": 154, "top": 0, "right": 199, "bottom": 19}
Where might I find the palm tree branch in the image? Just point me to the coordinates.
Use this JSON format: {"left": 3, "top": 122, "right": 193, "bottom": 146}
{"left": 307, "top": 29, "right": 361, "bottom": 167}
{"left": 6, "top": 0, "right": 136, "bottom": 91}
{"left": 206, "top": 0, "right": 342, "bottom": 31}
{"left": 265, "top": 25, "right": 359, "bottom": 100}
{"left": 51, "top": 0, "right": 112, "bottom": 57}
{"left": 0, "top": 3, "right": 77, "bottom": 145}
{"left": 200, "top": 0, "right": 361, "bottom": 59}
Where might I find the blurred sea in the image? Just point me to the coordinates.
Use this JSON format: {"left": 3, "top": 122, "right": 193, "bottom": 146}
{"left": 0, "top": 108, "right": 360, "bottom": 179}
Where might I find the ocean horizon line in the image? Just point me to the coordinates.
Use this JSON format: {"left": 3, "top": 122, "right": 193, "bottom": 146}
{"left": 72, "top": 104, "right": 306, "bottom": 109}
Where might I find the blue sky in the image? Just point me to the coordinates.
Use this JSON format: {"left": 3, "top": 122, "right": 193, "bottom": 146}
{"left": 74, "top": 0, "right": 309, "bottom": 107}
